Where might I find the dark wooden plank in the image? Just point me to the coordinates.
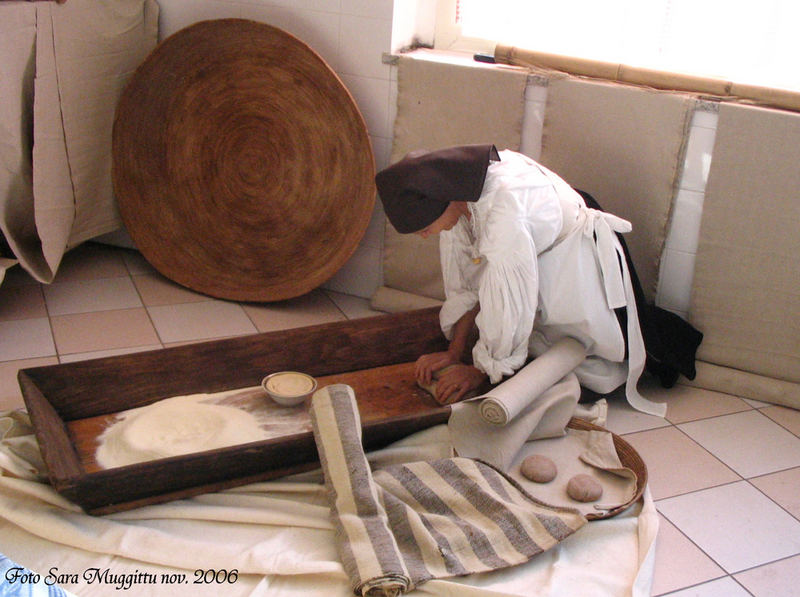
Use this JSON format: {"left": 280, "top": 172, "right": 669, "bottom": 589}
{"left": 22, "top": 307, "right": 446, "bottom": 420}
{"left": 68, "top": 362, "right": 442, "bottom": 473}
{"left": 17, "top": 370, "right": 84, "bottom": 486}
{"left": 19, "top": 308, "right": 451, "bottom": 513}
{"left": 64, "top": 363, "right": 448, "bottom": 513}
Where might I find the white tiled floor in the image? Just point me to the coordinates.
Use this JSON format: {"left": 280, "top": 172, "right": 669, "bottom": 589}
{"left": 2, "top": 242, "right": 800, "bottom": 596}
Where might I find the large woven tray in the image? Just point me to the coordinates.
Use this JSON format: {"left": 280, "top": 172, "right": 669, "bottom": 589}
{"left": 112, "top": 19, "right": 375, "bottom": 301}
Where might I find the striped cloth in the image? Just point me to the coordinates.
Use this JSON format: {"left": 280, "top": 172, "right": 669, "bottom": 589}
{"left": 309, "top": 384, "right": 587, "bottom": 596}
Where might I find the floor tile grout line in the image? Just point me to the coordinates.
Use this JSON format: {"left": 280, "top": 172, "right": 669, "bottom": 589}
{"left": 650, "top": 514, "right": 730, "bottom": 595}
{"left": 651, "top": 427, "right": 743, "bottom": 573}
{"left": 654, "top": 468, "right": 749, "bottom": 503}
{"left": 655, "top": 475, "right": 800, "bottom": 588}
{"left": 747, "top": 463, "right": 800, "bottom": 482}
{"left": 121, "top": 245, "right": 143, "bottom": 278}
{"left": 673, "top": 409, "right": 800, "bottom": 483}
{"left": 49, "top": 245, "right": 134, "bottom": 286}
{"left": 45, "top": 272, "right": 133, "bottom": 287}
{"left": 670, "top": 419, "right": 747, "bottom": 480}
{"left": 620, "top": 417, "right": 745, "bottom": 499}
{"left": 732, "top": 576, "right": 759, "bottom": 597}
{"left": 752, "top": 406, "right": 800, "bottom": 440}
{"left": 38, "top": 279, "right": 61, "bottom": 364}
{"left": 745, "top": 471, "right": 800, "bottom": 524}
{"left": 131, "top": 271, "right": 219, "bottom": 308}
{"left": 44, "top": 279, "right": 147, "bottom": 320}
{"left": 728, "top": 552, "right": 800, "bottom": 579}
{"left": 652, "top": 508, "right": 748, "bottom": 596}
{"left": 654, "top": 477, "right": 747, "bottom": 504}
{"left": 321, "top": 288, "right": 352, "bottom": 320}
{"left": 634, "top": 420, "right": 743, "bottom": 587}
{"left": 662, "top": 401, "right": 758, "bottom": 428}
{"left": 48, "top": 256, "right": 169, "bottom": 359}
{"left": 653, "top": 573, "right": 743, "bottom": 597}
{"left": 55, "top": 342, "right": 167, "bottom": 361}
{"left": 51, "top": 306, "right": 167, "bottom": 361}
{"left": 239, "top": 298, "right": 266, "bottom": 333}
{"left": 130, "top": 269, "right": 168, "bottom": 351}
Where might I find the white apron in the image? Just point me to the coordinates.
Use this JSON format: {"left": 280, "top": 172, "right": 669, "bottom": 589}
{"left": 439, "top": 152, "right": 665, "bottom": 417}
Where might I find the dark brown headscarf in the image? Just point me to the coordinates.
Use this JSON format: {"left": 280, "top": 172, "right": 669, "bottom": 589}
{"left": 375, "top": 144, "right": 500, "bottom": 233}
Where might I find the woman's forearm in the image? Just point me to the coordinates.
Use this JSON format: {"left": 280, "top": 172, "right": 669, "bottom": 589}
{"left": 448, "top": 304, "right": 480, "bottom": 361}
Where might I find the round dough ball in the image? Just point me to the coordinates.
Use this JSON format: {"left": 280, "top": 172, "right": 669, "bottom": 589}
{"left": 520, "top": 454, "right": 558, "bottom": 483}
{"left": 566, "top": 474, "right": 603, "bottom": 502}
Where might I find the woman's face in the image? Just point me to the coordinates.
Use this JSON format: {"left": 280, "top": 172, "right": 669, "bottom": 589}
{"left": 416, "top": 202, "right": 466, "bottom": 239}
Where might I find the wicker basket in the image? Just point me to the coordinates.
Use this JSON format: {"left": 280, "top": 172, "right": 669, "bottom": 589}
{"left": 567, "top": 417, "right": 648, "bottom": 520}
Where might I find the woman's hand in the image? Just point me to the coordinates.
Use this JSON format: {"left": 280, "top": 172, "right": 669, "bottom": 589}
{"left": 415, "top": 351, "right": 460, "bottom": 386}
{"left": 434, "top": 364, "right": 487, "bottom": 405}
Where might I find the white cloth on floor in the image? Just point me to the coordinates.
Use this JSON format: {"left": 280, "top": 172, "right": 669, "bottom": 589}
{"left": 0, "top": 408, "right": 657, "bottom": 597}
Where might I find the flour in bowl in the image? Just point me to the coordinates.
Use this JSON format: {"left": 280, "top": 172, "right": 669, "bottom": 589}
{"left": 265, "top": 372, "right": 314, "bottom": 396}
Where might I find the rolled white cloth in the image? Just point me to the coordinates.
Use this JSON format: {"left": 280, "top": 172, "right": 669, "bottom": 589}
{"left": 450, "top": 373, "right": 582, "bottom": 472}
{"left": 478, "top": 337, "right": 587, "bottom": 426}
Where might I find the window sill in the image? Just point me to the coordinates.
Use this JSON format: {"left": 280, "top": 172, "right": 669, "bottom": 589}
{"left": 496, "top": 45, "right": 800, "bottom": 114}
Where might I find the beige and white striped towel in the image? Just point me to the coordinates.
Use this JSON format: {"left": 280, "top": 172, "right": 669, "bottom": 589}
{"left": 309, "top": 384, "right": 587, "bottom": 596}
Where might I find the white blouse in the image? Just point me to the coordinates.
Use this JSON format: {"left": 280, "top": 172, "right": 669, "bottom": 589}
{"left": 438, "top": 150, "right": 665, "bottom": 416}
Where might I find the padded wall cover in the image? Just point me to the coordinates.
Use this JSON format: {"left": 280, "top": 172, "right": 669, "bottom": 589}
{"left": 689, "top": 102, "right": 800, "bottom": 406}
{"left": 540, "top": 77, "right": 694, "bottom": 300}
{"left": 1, "top": 0, "right": 157, "bottom": 284}
{"left": 113, "top": 19, "right": 375, "bottom": 302}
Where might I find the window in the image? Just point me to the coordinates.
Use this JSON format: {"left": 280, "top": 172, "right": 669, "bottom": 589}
{"left": 436, "top": 0, "right": 800, "bottom": 93}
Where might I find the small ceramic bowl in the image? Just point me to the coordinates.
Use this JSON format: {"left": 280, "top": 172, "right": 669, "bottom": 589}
{"left": 261, "top": 371, "right": 317, "bottom": 406}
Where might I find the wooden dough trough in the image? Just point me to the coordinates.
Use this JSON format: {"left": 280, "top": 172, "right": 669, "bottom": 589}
{"left": 19, "top": 308, "right": 450, "bottom": 515}
{"left": 19, "top": 306, "right": 648, "bottom": 519}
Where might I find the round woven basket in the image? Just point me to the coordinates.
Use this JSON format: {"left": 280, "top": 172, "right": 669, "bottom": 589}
{"left": 112, "top": 19, "right": 375, "bottom": 302}
{"left": 567, "top": 417, "right": 648, "bottom": 520}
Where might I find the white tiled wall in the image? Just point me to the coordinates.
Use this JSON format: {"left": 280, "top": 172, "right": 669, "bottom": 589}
{"left": 656, "top": 103, "right": 718, "bottom": 319}
{"left": 518, "top": 76, "right": 548, "bottom": 161}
